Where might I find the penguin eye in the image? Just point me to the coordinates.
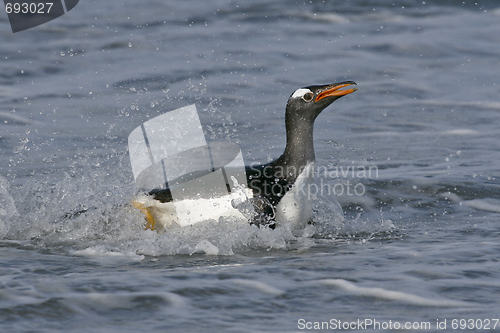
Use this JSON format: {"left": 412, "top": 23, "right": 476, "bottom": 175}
{"left": 302, "top": 92, "right": 314, "bottom": 102}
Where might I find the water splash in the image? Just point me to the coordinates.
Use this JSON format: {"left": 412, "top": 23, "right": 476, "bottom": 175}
{"left": 1, "top": 150, "right": 398, "bottom": 257}
{"left": 0, "top": 175, "right": 18, "bottom": 237}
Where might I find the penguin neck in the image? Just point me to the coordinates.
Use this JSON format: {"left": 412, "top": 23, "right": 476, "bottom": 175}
{"left": 279, "top": 114, "right": 316, "bottom": 169}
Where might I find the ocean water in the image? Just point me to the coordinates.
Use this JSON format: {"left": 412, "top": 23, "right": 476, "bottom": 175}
{"left": 1, "top": 1, "right": 500, "bottom": 332}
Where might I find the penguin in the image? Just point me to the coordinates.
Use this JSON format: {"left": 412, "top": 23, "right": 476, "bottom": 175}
{"left": 138, "top": 81, "right": 357, "bottom": 230}
{"left": 246, "top": 81, "right": 357, "bottom": 228}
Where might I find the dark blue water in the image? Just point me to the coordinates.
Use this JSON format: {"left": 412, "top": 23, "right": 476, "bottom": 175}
{"left": 1, "top": 1, "right": 500, "bottom": 332}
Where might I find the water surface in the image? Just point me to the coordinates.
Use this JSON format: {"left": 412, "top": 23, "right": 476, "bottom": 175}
{"left": 1, "top": 1, "right": 500, "bottom": 332}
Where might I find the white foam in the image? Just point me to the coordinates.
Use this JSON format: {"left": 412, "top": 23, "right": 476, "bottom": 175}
{"left": 319, "top": 279, "right": 471, "bottom": 307}
{"left": 75, "top": 291, "right": 187, "bottom": 309}
{"left": 440, "top": 192, "right": 500, "bottom": 213}
{"left": 230, "top": 279, "right": 285, "bottom": 296}
{"left": 194, "top": 240, "right": 220, "bottom": 255}
{"left": 71, "top": 246, "right": 145, "bottom": 261}
{"left": 336, "top": 194, "right": 377, "bottom": 211}
{"left": 442, "top": 129, "right": 478, "bottom": 135}
{"left": 463, "top": 199, "right": 500, "bottom": 213}
{"left": 0, "top": 176, "right": 18, "bottom": 237}
{"left": 0, "top": 152, "right": 329, "bottom": 256}
{"left": 300, "top": 12, "right": 350, "bottom": 24}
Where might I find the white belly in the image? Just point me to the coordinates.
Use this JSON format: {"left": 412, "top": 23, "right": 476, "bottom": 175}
{"left": 274, "top": 162, "right": 314, "bottom": 229}
{"left": 133, "top": 187, "right": 254, "bottom": 232}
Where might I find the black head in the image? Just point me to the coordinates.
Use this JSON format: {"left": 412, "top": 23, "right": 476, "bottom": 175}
{"left": 285, "top": 81, "right": 357, "bottom": 123}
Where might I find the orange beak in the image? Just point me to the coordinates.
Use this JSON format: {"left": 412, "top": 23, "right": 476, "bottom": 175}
{"left": 316, "top": 82, "right": 358, "bottom": 102}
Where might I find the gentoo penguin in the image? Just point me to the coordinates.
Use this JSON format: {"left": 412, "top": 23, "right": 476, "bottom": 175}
{"left": 139, "top": 81, "right": 357, "bottom": 230}
{"left": 246, "top": 81, "right": 357, "bottom": 228}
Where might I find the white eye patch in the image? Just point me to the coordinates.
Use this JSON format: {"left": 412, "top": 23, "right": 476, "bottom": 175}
{"left": 291, "top": 88, "right": 313, "bottom": 99}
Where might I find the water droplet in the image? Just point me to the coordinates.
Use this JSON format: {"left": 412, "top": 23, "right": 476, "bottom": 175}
{"left": 128, "top": 42, "right": 132, "bottom": 48}
{"left": 60, "top": 52, "right": 65, "bottom": 56}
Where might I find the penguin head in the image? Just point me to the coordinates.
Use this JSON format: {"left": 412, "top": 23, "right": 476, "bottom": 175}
{"left": 286, "top": 81, "right": 357, "bottom": 123}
